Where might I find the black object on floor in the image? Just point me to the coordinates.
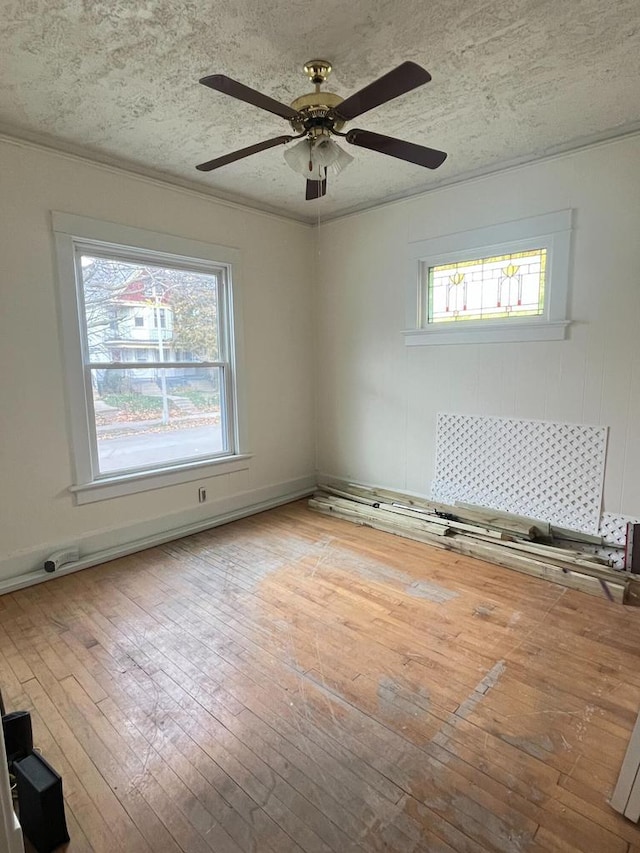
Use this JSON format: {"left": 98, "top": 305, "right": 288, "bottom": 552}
{"left": 14, "top": 752, "right": 70, "bottom": 853}
{"left": 2, "top": 710, "right": 33, "bottom": 766}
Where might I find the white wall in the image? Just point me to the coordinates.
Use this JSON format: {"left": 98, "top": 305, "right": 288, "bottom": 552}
{"left": 0, "top": 137, "right": 316, "bottom": 583}
{"left": 316, "top": 134, "right": 640, "bottom": 518}
{"left": 3, "top": 132, "right": 639, "bottom": 588}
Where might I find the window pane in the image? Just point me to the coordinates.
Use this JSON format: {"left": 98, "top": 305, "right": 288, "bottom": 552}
{"left": 79, "top": 255, "right": 221, "bottom": 363}
{"left": 427, "top": 249, "right": 546, "bottom": 324}
{"left": 92, "top": 367, "right": 226, "bottom": 475}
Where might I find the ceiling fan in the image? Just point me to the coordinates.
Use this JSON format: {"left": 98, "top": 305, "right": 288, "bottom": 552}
{"left": 196, "top": 60, "right": 447, "bottom": 200}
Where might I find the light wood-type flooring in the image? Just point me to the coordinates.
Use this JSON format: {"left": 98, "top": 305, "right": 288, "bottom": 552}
{"left": 3, "top": 500, "right": 640, "bottom": 852}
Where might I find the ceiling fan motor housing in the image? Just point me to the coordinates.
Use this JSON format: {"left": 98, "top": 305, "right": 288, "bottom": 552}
{"left": 289, "top": 91, "right": 346, "bottom": 135}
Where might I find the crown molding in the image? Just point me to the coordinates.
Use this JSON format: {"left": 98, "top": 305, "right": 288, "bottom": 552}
{"left": 318, "top": 123, "right": 640, "bottom": 226}
{"left": 0, "top": 124, "right": 314, "bottom": 227}
{"left": 2, "top": 120, "right": 639, "bottom": 228}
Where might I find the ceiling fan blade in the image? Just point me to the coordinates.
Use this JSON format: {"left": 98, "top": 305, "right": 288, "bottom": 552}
{"left": 196, "top": 135, "right": 295, "bottom": 172}
{"left": 346, "top": 129, "right": 447, "bottom": 169}
{"left": 305, "top": 173, "right": 328, "bottom": 200}
{"left": 333, "top": 62, "right": 431, "bottom": 122}
{"left": 200, "top": 74, "right": 300, "bottom": 120}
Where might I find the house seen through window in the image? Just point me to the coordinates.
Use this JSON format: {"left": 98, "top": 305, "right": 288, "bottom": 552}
{"left": 78, "top": 251, "right": 232, "bottom": 477}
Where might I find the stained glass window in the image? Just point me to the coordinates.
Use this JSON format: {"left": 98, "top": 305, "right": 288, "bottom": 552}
{"left": 426, "top": 249, "right": 547, "bottom": 324}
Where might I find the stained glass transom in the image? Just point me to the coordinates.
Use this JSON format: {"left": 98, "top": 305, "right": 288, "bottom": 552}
{"left": 427, "top": 249, "right": 547, "bottom": 324}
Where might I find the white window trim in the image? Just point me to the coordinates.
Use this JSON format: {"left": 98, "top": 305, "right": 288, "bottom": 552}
{"left": 404, "top": 209, "right": 572, "bottom": 345}
{"left": 53, "top": 212, "right": 250, "bottom": 504}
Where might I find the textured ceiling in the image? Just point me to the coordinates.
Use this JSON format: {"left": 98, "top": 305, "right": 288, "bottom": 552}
{"left": 2, "top": 0, "right": 639, "bottom": 222}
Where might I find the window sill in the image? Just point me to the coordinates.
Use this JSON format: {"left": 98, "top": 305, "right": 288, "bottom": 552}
{"left": 402, "top": 320, "right": 570, "bottom": 346}
{"left": 70, "top": 454, "right": 252, "bottom": 504}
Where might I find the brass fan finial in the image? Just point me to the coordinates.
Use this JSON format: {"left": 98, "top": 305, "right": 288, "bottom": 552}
{"left": 303, "top": 60, "right": 332, "bottom": 86}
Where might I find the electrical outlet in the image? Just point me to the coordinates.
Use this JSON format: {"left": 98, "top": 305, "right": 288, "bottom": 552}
{"left": 198, "top": 487, "right": 207, "bottom": 503}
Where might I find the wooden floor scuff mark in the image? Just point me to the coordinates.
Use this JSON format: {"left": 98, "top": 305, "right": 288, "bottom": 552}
{"left": 455, "top": 660, "right": 507, "bottom": 721}
{"left": 430, "top": 659, "right": 508, "bottom": 782}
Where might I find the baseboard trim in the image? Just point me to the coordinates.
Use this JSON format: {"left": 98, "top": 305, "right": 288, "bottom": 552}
{"left": 0, "top": 480, "right": 315, "bottom": 595}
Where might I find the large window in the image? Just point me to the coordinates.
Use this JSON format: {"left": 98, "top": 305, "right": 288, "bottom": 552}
{"left": 54, "top": 214, "right": 248, "bottom": 503}
{"left": 404, "top": 210, "right": 572, "bottom": 345}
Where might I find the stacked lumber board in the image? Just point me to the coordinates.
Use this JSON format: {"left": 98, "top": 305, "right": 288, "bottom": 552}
{"left": 309, "top": 481, "right": 640, "bottom": 605}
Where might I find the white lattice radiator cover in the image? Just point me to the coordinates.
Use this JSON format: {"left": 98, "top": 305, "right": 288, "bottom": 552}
{"left": 432, "top": 413, "right": 608, "bottom": 534}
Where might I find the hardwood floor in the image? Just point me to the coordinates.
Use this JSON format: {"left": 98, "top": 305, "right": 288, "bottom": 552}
{"left": 3, "top": 500, "right": 640, "bottom": 852}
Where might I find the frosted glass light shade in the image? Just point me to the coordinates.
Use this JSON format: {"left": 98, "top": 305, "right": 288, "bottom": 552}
{"left": 284, "top": 138, "right": 353, "bottom": 179}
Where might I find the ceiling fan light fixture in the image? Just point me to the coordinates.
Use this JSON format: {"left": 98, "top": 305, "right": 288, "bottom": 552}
{"left": 284, "top": 138, "right": 353, "bottom": 180}
{"left": 316, "top": 138, "right": 354, "bottom": 174}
